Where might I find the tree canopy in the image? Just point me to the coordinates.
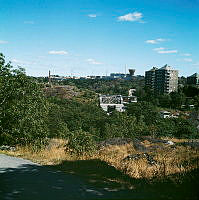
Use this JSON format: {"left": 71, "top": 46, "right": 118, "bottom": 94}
{"left": 0, "top": 53, "right": 48, "bottom": 145}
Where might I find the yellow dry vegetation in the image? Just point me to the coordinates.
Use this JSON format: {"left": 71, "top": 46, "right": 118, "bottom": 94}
{"left": 3, "top": 138, "right": 199, "bottom": 180}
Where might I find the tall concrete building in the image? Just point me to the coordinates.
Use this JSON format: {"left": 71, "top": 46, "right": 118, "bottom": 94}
{"left": 155, "top": 65, "right": 178, "bottom": 94}
{"left": 145, "top": 67, "right": 158, "bottom": 90}
{"left": 187, "top": 73, "right": 199, "bottom": 86}
{"left": 145, "top": 65, "right": 178, "bottom": 94}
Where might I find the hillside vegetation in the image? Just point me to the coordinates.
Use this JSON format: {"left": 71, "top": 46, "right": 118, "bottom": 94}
{"left": 0, "top": 53, "right": 199, "bottom": 199}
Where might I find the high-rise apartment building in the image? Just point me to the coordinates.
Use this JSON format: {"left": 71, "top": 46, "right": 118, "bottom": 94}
{"left": 145, "top": 65, "right": 178, "bottom": 94}
{"left": 145, "top": 67, "right": 158, "bottom": 90}
{"left": 187, "top": 73, "right": 199, "bottom": 86}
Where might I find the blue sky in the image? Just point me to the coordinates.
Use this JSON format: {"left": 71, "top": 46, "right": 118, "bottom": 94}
{"left": 0, "top": 0, "right": 199, "bottom": 77}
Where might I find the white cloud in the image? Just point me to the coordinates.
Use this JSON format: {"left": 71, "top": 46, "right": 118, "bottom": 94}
{"left": 158, "top": 50, "right": 178, "bottom": 54}
{"left": 146, "top": 38, "right": 167, "bottom": 44}
{"left": 153, "top": 47, "right": 178, "bottom": 54}
{"left": 48, "top": 50, "right": 68, "bottom": 55}
{"left": 24, "top": 21, "right": 35, "bottom": 24}
{"left": 11, "top": 59, "right": 31, "bottom": 65}
{"left": 118, "top": 12, "right": 143, "bottom": 22}
{"left": 193, "top": 62, "right": 199, "bottom": 66}
{"left": 0, "top": 40, "right": 8, "bottom": 44}
{"left": 153, "top": 47, "right": 165, "bottom": 51}
{"left": 86, "top": 58, "right": 102, "bottom": 65}
{"left": 156, "top": 38, "right": 166, "bottom": 42}
{"left": 88, "top": 14, "right": 97, "bottom": 18}
{"left": 146, "top": 40, "right": 157, "bottom": 44}
{"left": 184, "top": 58, "right": 192, "bottom": 62}
{"left": 183, "top": 53, "right": 191, "bottom": 56}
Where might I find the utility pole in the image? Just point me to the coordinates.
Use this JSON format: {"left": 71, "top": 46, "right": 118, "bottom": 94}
{"left": 48, "top": 70, "right": 52, "bottom": 87}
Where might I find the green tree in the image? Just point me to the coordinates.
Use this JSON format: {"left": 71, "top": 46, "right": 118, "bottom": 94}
{"left": 126, "top": 102, "right": 159, "bottom": 125}
{"left": 170, "top": 92, "right": 185, "bottom": 109}
{"left": 158, "top": 94, "right": 172, "bottom": 108}
{"left": 67, "top": 129, "right": 96, "bottom": 154}
{"left": 0, "top": 53, "right": 49, "bottom": 145}
{"left": 173, "top": 118, "right": 198, "bottom": 138}
{"left": 183, "top": 85, "right": 199, "bottom": 97}
{"left": 194, "top": 95, "right": 199, "bottom": 110}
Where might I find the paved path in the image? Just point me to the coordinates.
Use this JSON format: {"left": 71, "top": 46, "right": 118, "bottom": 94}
{"left": 0, "top": 154, "right": 139, "bottom": 200}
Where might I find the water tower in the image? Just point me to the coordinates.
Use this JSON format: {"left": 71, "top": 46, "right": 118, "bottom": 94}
{"left": 129, "top": 69, "right": 135, "bottom": 76}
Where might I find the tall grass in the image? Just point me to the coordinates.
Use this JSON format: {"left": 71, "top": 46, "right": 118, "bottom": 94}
{"left": 3, "top": 138, "right": 199, "bottom": 180}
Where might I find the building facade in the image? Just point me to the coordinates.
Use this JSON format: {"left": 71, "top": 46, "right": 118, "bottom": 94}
{"left": 187, "top": 73, "right": 199, "bottom": 86}
{"left": 99, "top": 89, "right": 137, "bottom": 113}
{"left": 145, "top": 67, "right": 158, "bottom": 90}
{"left": 145, "top": 65, "right": 178, "bottom": 94}
{"left": 99, "top": 95, "right": 125, "bottom": 112}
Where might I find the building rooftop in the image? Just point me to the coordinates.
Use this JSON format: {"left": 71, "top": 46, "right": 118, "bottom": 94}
{"left": 189, "top": 73, "right": 199, "bottom": 77}
{"left": 159, "top": 64, "right": 173, "bottom": 70}
{"left": 148, "top": 67, "right": 158, "bottom": 71}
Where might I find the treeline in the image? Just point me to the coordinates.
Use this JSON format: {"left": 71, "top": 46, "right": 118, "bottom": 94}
{"left": 47, "top": 99, "right": 198, "bottom": 141}
{"left": 0, "top": 54, "right": 198, "bottom": 153}
{"left": 61, "top": 79, "right": 199, "bottom": 110}
{"left": 57, "top": 78, "right": 144, "bottom": 96}
{"left": 39, "top": 74, "right": 199, "bottom": 110}
{"left": 137, "top": 86, "right": 199, "bottom": 110}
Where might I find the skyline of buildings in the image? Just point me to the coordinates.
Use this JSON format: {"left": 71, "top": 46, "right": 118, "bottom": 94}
{"left": 47, "top": 65, "right": 196, "bottom": 82}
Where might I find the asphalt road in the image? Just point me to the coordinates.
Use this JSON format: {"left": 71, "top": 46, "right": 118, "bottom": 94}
{"left": 0, "top": 154, "right": 140, "bottom": 200}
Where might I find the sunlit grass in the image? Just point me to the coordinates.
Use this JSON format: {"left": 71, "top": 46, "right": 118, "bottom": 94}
{"left": 2, "top": 138, "right": 199, "bottom": 181}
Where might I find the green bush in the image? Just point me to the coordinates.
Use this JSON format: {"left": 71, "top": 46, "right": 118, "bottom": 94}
{"left": 67, "top": 129, "right": 96, "bottom": 154}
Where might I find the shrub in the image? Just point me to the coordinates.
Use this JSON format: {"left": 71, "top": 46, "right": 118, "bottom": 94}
{"left": 67, "top": 129, "right": 96, "bottom": 154}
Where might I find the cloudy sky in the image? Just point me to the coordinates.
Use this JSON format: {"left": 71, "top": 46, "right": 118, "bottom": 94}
{"left": 0, "top": 0, "right": 199, "bottom": 77}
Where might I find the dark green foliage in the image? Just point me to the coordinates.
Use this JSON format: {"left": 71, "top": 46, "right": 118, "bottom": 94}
{"left": 104, "top": 112, "right": 143, "bottom": 138}
{"left": 67, "top": 129, "right": 96, "bottom": 154}
{"left": 156, "top": 118, "right": 176, "bottom": 137}
{"left": 47, "top": 97, "right": 108, "bottom": 135}
{"left": 194, "top": 95, "right": 199, "bottom": 110}
{"left": 173, "top": 118, "right": 198, "bottom": 138}
{"left": 126, "top": 102, "right": 159, "bottom": 125}
{"left": 61, "top": 78, "right": 144, "bottom": 96}
{"left": 170, "top": 92, "right": 186, "bottom": 109}
{"left": 0, "top": 53, "right": 48, "bottom": 145}
{"left": 46, "top": 92, "right": 198, "bottom": 153}
{"left": 183, "top": 85, "right": 199, "bottom": 97}
{"left": 158, "top": 94, "right": 172, "bottom": 108}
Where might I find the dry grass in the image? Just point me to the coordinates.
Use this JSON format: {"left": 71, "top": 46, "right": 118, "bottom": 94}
{"left": 85, "top": 143, "right": 199, "bottom": 179}
{"left": 2, "top": 139, "right": 72, "bottom": 165}
{"left": 2, "top": 138, "right": 199, "bottom": 180}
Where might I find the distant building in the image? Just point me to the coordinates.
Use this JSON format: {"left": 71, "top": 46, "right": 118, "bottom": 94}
{"left": 160, "top": 110, "right": 179, "bottom": 119}
{"left": 99, "top": 89, "right": 137, "bottom": 113}
{"left": 123, "top": 89, "right": 137, "bottom": 103}
{"left": 99, "top": 95, "right": 125, "bottom": 112}
{"left": 187, "top": 73, "right": 199, "bottom": 86}
{"left": 128, "top": 69, "right": 135, "bottom": 76}
{"left": 145, "top": 65, "right": 178, "bottom": 94}
{"left": 110, "top": 73, "right": 126, "bottom": 79}
{"left": 128, "top": 89, "right": 136, "bottom": 96}
{"left": 160, "top": 111, "right": 171, "bottom": 118}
